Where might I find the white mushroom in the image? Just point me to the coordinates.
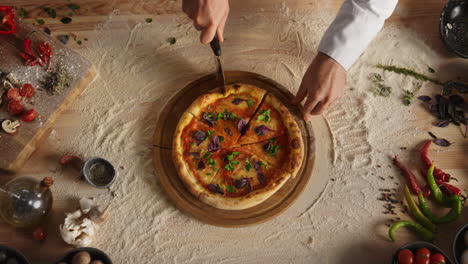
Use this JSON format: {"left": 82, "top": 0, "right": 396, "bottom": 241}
{"left": 1, "top": 120, "right": 20, "bottom": 134}
{"left": 59, "top": 209, "right": 98, "bottom": 247}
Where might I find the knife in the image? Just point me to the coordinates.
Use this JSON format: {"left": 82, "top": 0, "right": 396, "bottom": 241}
{"left": 209, "top": 35, "right": 226, "bottom": 94}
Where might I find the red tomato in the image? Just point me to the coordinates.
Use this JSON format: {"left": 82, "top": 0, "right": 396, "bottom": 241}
{"left": 415, "top": 248, "right": 431, "bottom": 264}
{"left": 20, "top": 83, "right": 35, "bottom": 98}
{"left": 6, "top": 88, "right": 22, "bottom": 101}
{"left": 7, "top": 100, "right": 24, "bottom": 115}
{"left": 22, "top": 109, "right": 38, "bottom": 122}
{"left": 398, "top": 249, "right": 414, "bottom": 264}
{"left": 32, "top": 226, "right": 46, "bottom": 241}
{"left": 429, "top": 253, "right": 445, "bottom": 264}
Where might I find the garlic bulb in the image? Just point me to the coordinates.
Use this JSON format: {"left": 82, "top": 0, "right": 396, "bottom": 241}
{"left": 59, "top": 209, "right": 98, "bottom": 247}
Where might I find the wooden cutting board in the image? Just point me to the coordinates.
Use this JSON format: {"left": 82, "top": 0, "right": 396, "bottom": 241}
{"left": 153, "top": 71, "right": 316, "bottom": 227}
{"left": 0, "top": 19, "right": 96, "bottom": 172}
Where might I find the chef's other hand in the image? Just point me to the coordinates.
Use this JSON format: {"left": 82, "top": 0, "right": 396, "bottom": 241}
{"left": 182, "top": 0, "right": 229, "bottom": 44}
{"left": 293, "top": 52, "right": 346, "bottom": 121}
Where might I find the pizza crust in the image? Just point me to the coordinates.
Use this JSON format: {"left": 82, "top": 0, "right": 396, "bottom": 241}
{"left": 198, "top": 171, "right": 292, "bottom": 210}
{"left": 263, "top": 94, "right": 304, "bottom": 178}
{"left": 172, "top": 111, "right": 196, "bottom": 154}
{"left": 186, "top": 83, "right": 266, "bottom": 117}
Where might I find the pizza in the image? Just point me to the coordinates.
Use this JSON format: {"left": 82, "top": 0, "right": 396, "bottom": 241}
{"left": 173, "top": 83, "right": 304, "bottom": 210}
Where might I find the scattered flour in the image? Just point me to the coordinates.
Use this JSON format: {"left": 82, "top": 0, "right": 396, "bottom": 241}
{"left": 19, "top": 3, "right": 466, "bottom": 264}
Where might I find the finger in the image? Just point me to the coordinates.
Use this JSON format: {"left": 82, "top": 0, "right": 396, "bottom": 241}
{"left": 193, "top": 21, "right": 203, "bottom": 31}
{"left": 200, "top": 23, "right": 217, "bottom": 44}
{"left": 292, "top": 82, "right": 308, "bottom": 105}
{"left": 303, "top": 97, "right": 321, "bottom": 121}
{"left": 311, "top": 99, "right": 332, "bottom": 115}
{"left": 217, "top": 12, "right": 229, "bottom": 42}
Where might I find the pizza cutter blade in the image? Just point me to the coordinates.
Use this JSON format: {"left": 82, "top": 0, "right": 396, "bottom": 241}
{"left": 210, "top": 36, "right": 226, "bottom": 94}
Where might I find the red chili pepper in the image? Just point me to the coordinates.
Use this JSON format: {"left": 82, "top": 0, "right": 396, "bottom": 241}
{"left": 38, "top": 42, "right": 52, "bottom": 71}
{"left": 421, "top": 140, "right": 450, "bottom": 182}
{"left": 439, "top": 182, "right": 462, "bottom": 196}
{"left": 0, "top": 6, "right": 16, "bottom": 35}
{"left": 422, "top": 184, "right": 432, "bottom": 198}
{"left": 393, "top": 155, "right": 422, "bottom": 194}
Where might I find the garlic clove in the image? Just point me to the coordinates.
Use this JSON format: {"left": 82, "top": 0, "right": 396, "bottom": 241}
{"left": 79, "top": 197, "right": 94, "bottom": 214}
{"left": 88, "top": 206, "right": 109, "bottom": 224}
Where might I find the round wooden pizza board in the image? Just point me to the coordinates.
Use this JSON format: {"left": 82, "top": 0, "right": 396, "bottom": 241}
{"left": 152, "top": 71, "right": 316, "bottom": 227}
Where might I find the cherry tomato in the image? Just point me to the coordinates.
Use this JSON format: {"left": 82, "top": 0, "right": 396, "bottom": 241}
{"left": 415, "top": 248, "right": 431, "bottom": 264}
{"left": 22, "top": 109, "right": 37, "bottom": 122}
{"left": 429, "top": 253, "right": 445, "bottom": 264}
{"left": 20, "top": 83, "right": 35, "bottom": 98}
{"left": 398, "top": 249, "right": 414, "bottom": 264}
{"left": 7, "top": 100, "right": 24, "bottom": 115}
{"left": 6, "top": 88, "right": 22, "bottom": 101}
{"left": 32, "top": 226, "right": 46, "bottom": 241}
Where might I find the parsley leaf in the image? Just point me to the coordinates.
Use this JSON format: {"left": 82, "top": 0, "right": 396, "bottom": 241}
{"left": 224, "top": 164, "right": 235, "bottom": 171}
{"left": 230, "top": 160, "right": 240, "bottom": 165}
{"left": 267, "top": 145, "right": 280, "bottom": 156}
{"left": 257, "top": 109, "right": 271, "bottom": 122}
{"left": 207, "top": 158, "right": 215, "bottom": 167}
{"left": 167, "top": 37, "right": 176, "bottom": 45}
{"left": 219, "top": 136, "right": 225, "bottom": 143}
{"left": 68, "top": 3, "right": 81, "bottom": 11}
{"left": 245, "top": 160, "right": 252, "bottom": 172}
{"left": 145, "top": 18, "right": 153, "bottom": 23}
{"left": 232, "top": 151, "right": 240, "bottom": 156}
{"left": 247, "top": 99, "right": 255, "bottom": 107}
{"left": 207, "top": 130, "right": 215, "bottom": 136}
{"left": 203, "top": 152, "right": 212, "bottom": 159}
{"left": 43, "top": 7, "right": 57, "bottom": 18}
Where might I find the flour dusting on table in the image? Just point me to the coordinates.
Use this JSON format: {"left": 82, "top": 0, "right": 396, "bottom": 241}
{"left": 35, "top": 4, "right": 466, "bottom": 264}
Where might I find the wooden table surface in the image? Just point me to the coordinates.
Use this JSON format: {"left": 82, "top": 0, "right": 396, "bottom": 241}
{"left": 0, "top": 0, "right": 466, "bottom": 263}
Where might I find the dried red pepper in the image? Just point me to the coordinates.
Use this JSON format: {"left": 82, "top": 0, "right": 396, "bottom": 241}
{"left": 420, "top": 140, "right": 450, "bottom": 182}
{"left": 0, "top": 6, "right": 16, "bottom": 35}
{"left": 393, "top": 155, "right": 422, "bottom": 194}
{"left": 38, "top": 41, "right": 52, "bottom": 71}
{"left": 420, "top": 169, "right": 462, "bottom": 197}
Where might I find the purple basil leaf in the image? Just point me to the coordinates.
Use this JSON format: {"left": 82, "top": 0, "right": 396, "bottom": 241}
{"left": 263, "top": 142, "right": 272, "bottom": 151}
{"left": 208, "top": 136, "right": 221, "bottom": 152}
{"left": 417, "top": 96, "right": 432, "bottom": 102}
{"left": 202, "top": 112, "right": 216, "bottom": 127}
{"left": 435, "top": 120, "right": 451, "bottom": 128}
{"left": 208, "top": 184, "right": 224, "bottom": 195}
{"left": 197, "top": 160, "right": 206, "bottom": 170}
{"left": 253, "top": 160, "right": 261, "bottom": 171}
{"left": 257, "top": 172, "right": 266, "bottom": 185}
{"left": 234, "top": 178, "right": 248, "bottom": 189}
{"left": 237, "top": 119, "right": 249, "bottom": 135}
{"left": 428, "top": 132, "right": 438, "bottom": 139}
{"left": 433, "top": 138, "right": 451, "bottom": 147}
{"left": 254, "top": 125, "right": 271, "bottom": 136}
{"left": 232, "top": 98, "right": 244, "bottom": 105}
{"left": 192, "top": 130, "right": 207, "bottom": 146}
{"left": 224, "top": 127, "right": 233, "bottom": 136}
{"left": 449, "top": 94, "right": 465, "bottom": 106}
{"left": 188, "top": 152, "right": 200, "bottom": 157}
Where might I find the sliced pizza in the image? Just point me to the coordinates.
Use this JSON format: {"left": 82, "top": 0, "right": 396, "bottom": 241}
{"left": 173, "top": 111, "right": 226, "bottom": 155}
{"left": 186, "top": 83, "right": 266, "bottom": 146}
{"left": 236, "top": 134, "right": 304, "bottom": 178}
{"left": 237, "top": 93, "right": 294, "bottom": 145}
{"left": 198, "top": 149, "right": 292, "bottom": 210}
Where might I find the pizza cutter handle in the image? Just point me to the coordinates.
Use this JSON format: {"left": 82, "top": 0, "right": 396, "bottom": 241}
{"left": 210, "top": 35, "right": 222, "bottom": 57}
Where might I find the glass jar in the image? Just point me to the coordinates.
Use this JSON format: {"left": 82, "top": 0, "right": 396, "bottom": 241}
{"left": 0, "top": 177, "right": 53, "bottom": 228}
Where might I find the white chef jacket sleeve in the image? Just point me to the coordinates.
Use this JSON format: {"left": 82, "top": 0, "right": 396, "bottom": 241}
{"left": 318, "top": 0, "right": 399, "bottom": 70}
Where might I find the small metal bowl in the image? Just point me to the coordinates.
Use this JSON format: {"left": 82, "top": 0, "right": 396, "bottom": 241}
{"left": 54, "top": 247, "right": 112, "bottom": 264}
{"left": 82, "top": 157, "right": 117, "bottom": 189}
{"left": 440, "top": 0, "right": 468, "bottom": 58}
{"left": 453, "top": 224, "right": 468, "bottom": 264}
{"left": 0, "top": 244, "right": 30, "bottom": 264}
{"left": 391, "top": 241, "right": 453, "bottom": 264}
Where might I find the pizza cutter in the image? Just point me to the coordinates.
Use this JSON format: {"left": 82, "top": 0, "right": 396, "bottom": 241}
{"left": 210, "top": 35, "right": 227, "bottom": 94}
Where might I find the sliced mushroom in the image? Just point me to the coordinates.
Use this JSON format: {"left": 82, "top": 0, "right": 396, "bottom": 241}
{"left": 1, "top": 120, "right": 20, "bottom": 134}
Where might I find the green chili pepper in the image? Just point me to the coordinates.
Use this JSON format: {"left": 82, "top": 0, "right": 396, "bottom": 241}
{"left": 427, "top": 164, "right": 444, "bottom": 204}
{"left": 388, "top": 220, "right": 434, "bottom": 242}
{"left": 418, "top": 192, "right": 462, "bottom": 224}
{"left": 404, "top": 186, "right": 436, "bottom": 232}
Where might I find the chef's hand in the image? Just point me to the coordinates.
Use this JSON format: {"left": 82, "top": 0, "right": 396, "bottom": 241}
{"left": 293, "top": 52, "right": 346, "bottom": 121}
{"left": 182, "top": 0, "right": 230, "bottom": 44}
